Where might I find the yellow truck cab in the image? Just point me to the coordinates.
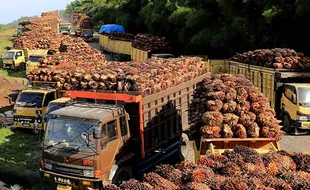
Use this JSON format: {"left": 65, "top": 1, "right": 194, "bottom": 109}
{"left": 2, "top": 48, "right": 31, "bottom": 71}
{"left": 26, "top": 49, "right": 48, "bottom": 75}
{"left": 280, "top": 83, "right": 310, "bottom": 133}
{"left": 13, "top": 83, "right": 59, "bottom": 133}
{"left": 43, "top": 97, "right": 71, "bottom": 131}
{"left": 59, "top": 23, "right": 71, "bottom": 35}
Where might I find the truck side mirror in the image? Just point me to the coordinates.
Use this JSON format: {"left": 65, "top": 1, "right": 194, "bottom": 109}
{"left": 8, "top": 97, "right": 12, "bottom": 105}
{"left": 292, "top": 94, "right": 297, "bottom": 103}
{"left": 93, "top": 126, "right": 102, "bottom": 139}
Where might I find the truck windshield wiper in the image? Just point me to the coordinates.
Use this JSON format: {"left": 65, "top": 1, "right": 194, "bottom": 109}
{"left": 45, "top": 141, "right": 66, "bottom": 149}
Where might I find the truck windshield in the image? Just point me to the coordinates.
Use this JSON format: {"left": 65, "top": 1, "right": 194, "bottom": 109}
{"left": 15, "top": 92, "right": 44, "bottom": 108}
{"left": 82, "top": 29, "right": 92, "bottom": 35}
{"left": 29, "top": 55, "right": 43, "bottom": 62}
{"left": 46, "top": 102, "right": 65, "bottom": 115}
{"left": 60, "top": 26, "right": 69, "bottom": 31}
{"left": 298, "top": 87, "right": 310, "bottom": 106}
{"left": 3, "top": 52, "right": 14, "bottom": 59}
{"left": 44, "top": 117, "right": 98, "bottom": 152}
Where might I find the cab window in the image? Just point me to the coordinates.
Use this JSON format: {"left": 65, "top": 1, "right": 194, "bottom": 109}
{"left": 16, "top": 51, "right": 22, "bottom": 57}
{"left": 107, "top": 120, "right": 117, "bottom": 141}
{"left": 120, "top": 116, "right": 128, "bottom": 136}
{"left": 43, "top": 92, "right": 55, "bottom": 107}
{"left": 284, "top": 86, "right": 297, "bottom": 103}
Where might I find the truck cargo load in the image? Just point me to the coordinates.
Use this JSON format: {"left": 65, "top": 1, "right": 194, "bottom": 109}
{"left": 99, "top": 24, "right": 125, "bottom": 34}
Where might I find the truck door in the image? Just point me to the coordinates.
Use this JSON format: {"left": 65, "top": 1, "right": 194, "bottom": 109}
{"left": 15, "top": 51, "right": 23, "bottom": 64}
{"left": 99, "top": 119, "right": 122, "bottom": 181}
{"left": 282, "top": 85, "right": 298, "bottom": 120}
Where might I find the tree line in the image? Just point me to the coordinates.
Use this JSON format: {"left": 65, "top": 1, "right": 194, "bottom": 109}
{"left": 65, "top": 0, "right": 310, "bottom": 58}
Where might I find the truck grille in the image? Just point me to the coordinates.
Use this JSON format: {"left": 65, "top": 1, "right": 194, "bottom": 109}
{"left": 52, "top": 165, "right": 84, "bottom": 176}
{"left": 14, "top": 116, "right": 42, "bottom": 123}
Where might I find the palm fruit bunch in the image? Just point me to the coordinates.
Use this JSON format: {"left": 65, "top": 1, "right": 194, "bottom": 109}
{"left": 231, "top": 48, "right": 310, "bottom": 69}
{"left": 189, "top": 74, "right": 283, "bottom": 139}
{"left": 103, "top": 146, "right": 310, "bottom": 190}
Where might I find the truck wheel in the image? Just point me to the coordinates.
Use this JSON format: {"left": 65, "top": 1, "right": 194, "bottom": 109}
{"left": 112, "top": 167, "right": 132, "bottom": 186}
{"left": 179, "top": 133, "right": 190, "bottom": 161}
{"left": 283, "top": 115, "right": 292, "bottom": 134}
{"left": 114, "top": 54, "right": 121, "bottom": 61}
{"left": 19, "top": 63, "right": 26, "bottom": 71}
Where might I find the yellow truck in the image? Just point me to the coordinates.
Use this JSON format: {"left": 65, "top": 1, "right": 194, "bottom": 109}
{"left": 13, "top": 82, "right": 66, "bottom": 133}
{"left": 59, "top": 23, "right": 71, "bottom": 35}
{"left": 2, "top": 48, "right": 33, "bottom": 71}
{"left": 208, "top": 60, "right": 310, "bottom": 134}
{"left": 26, "top": 49, "right": 49, "bottom": 75}
{"left": 99, "top": 34, "right": 173, "bottom": 61}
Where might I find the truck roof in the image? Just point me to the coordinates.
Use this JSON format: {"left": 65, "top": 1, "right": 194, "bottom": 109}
{"left": 49, "top": 103, "right": 123, "bottom": 121}
{"left": 285, "top": 83, "right": 310, "bottom": 88}
{"left": 50, "top": 97, "right": 71, "bottom": 103}
{"left": 21, "top": 89, "right": 55, "bottom": 93}
{"left": 29, "top": 49, "right": 48, "bottom": 56}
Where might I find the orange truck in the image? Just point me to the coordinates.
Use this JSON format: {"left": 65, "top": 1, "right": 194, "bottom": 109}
{"left": 39, "top": 72, "right": 209, "bottom": 190}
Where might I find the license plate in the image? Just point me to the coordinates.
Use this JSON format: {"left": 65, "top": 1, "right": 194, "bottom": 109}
{"left": 54, "top": 176, "right": 72, "bottom": 186}
{"left": 302, "top": 123, "right": 310, "bottom": 127}
{"left": 57, "top": 185, "right": 72, "bottom": 190}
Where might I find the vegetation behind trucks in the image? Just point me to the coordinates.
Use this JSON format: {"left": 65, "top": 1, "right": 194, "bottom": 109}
{"left": 99, "top": 24, "right": 173, "bottom": 61}
{"left": 13, "top": 81, "right": 66, "bottom": 133}
{"left": 207, "top": 60, "right": 310, "bottom": 134}
{"left": 39, "top": 72, "right": 209, "bottom": 189}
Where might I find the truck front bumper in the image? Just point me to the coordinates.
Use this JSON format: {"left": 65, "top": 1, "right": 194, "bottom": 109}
{"left": 295, "top": 121, "right": 310, "bottom": 129}
{"left": 3, "top": 64, "right": 14, "bottom": 69}
{"left": 14, "top": 121, "right": 43, "bottom": 130}
{"left": 40, "top": 168, "right": 102, "bottom": 190}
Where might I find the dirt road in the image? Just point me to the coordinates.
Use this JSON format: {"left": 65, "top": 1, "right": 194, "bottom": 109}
{"left": 280, "top": 135, "right": 310, "bottom": 152}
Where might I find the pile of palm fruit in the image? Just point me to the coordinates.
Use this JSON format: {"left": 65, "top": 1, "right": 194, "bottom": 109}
{"left": 189, "top": 74, "right": 283, "bottom": 140}
{"left": 231, "top": 48, "right": 310, "bottom": 69}
{"left": 103, "top": 146, "right": 310, "bottom": 190}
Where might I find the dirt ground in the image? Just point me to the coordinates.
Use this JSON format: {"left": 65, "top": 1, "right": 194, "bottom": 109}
{"left": 0, "top": 76, "right": 23, "bottom": 108}
{"left": 280, "top": 135, "right": 310, "bottom": 153}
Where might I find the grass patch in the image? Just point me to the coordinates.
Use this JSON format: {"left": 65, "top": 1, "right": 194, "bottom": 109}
{"left": 0, "top": 69, "right": 26, "bottom": 78}
{"left": 0, "top": 26, "right": 15, "bottom": 55}
{"left": 0, "top": 127, "right": 41, "bottom": 171}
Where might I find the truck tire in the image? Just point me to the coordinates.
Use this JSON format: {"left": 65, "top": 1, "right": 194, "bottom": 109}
{"left": 19, "top": 62, "right": 26, "bottom": 71}
{"left": 113, "top": 54, "right": 121, "bottom": 61}
{"left": 179, "top": 133, "right": 190, "bottom": 161}
{"left": 112, "top": 166, "right": 132, "bottom": 186}
{"left": 283, "top": 114, "right": 292, "bottom": 134}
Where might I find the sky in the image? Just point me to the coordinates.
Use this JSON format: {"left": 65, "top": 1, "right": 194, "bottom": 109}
{"left": 0, "top": 0, "right": 74, "bottom": 24}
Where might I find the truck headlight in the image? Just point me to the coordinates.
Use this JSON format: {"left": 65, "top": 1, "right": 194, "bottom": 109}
{"left": 36, "top": 110, "right": 42, "bottom": 115}
{"left": 297, "top": 115, "right": 308, "bottom": 121}
{"left": 297, "top": 111, "right": 309, "bottom": 121}
{"left": 83, "top": 170, "right": 94, "bottom": 177}
{"left": 45, "top": 163, "right": 52, "bottom": 170}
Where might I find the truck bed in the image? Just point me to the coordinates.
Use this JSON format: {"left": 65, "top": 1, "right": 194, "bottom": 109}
{"left": 99, "top": 34, "right": 133, "bottom": 56}
{"left": 195, "top": 137, "right": 280, "bottom": 160}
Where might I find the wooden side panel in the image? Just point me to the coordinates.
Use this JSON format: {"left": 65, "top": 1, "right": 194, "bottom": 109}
{"left": 262, "top": 69, "right": 275, "bottom": 108}
{"left": 209, "top": 60, "right": 228, "bottom": 75}
{"left": 131, "top": 48, "right": 149, "bottom": 61}
{"left": 109, "top": 40, "right": 132, "bottom": 55}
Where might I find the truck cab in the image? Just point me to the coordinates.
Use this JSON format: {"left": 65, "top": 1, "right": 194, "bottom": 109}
{"left": 2, "top": 49, "right": 28, "bottom": 71}
{"left": 13, "top": 88, "right": 57, "bottom": 133}
{"left": 280, "top": 83, "right": 310, "bottom": 133}
{"left": 16, "top": 25, "right": 24, "bottom": 36}
{"left": 26, "top": 50, "right": 48, "bottom": 75}
{"left": 151, "top": 54, "right": 174, "bottom": 59}
{"left": 40, "top": 103, "right": 132, "bottom": 189}
{"left": 59, "top": 23, "right": 71, "bottom": 35}
{"left": 81, "top": 29, "right": 93, "bottom": 42}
